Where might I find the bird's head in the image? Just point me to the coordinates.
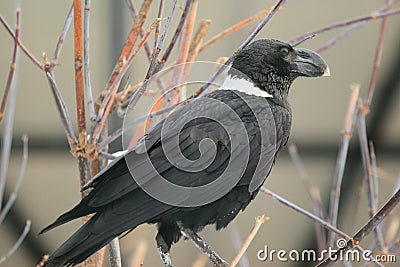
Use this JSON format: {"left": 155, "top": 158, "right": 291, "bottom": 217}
{"left": 229, "top": 39, "right": 330, "bottom": 98}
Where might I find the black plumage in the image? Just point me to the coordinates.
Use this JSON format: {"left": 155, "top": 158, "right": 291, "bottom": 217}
{"left": 40, "top": 39, "right": 329, "bottom": 267}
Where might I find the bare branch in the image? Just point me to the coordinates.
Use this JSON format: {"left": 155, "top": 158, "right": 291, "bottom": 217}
{"left": 0, "top": 135, "right": 28, "bottom": 225}
{"left": 366, "top": 16, "right": 387, "bottom": 107}
{"left": 288, "top": 8, "right": 400, "bottom": 46}
{"left": 328, "top": 83, "right": 360, "bottom": 246}
{"left": 84, "top": 0, "right": 95, "bottom": 121}
{"left": 120, "top": 0, "right": 179, "bottom": 111}
{"left": 0, "top": 9, "right": 20, "bottom": 122}
{"left": 260, "top": 187, "right": 381, "bottom": 265}
{"left": 227, "top": 222, "right": 250, "bottom": 267}
{"left": 73, "top": 0, "right": 86, "bottom": 134}
{"left": 229, "top": 215, "right": 269, "bottom": 267}
{"left": 124, "top": 0, "right": 155, "bottom": 61}
{"left": 0, "top": 9, "right": 21, "bottom": 209}
{"left": 45, "top": 71, "right": 77, "bottom": 149}
{"left": 52, "top": 4, "right": 74, "bottom": 66}
{"left": 199, "top": 8, "right": 273, "bottom": 53}
{"left": 316, "top": 0, "right": 397, "bottom": 53}
{"left": 288, "top": 143, "right": 327, "bottom": 251}
{"left": 317, "top": 188, "right": 400, "bottom": 267}
{"left": 0, "top": 220, "right": 31, "bottom": 264}
{"left": 0, "top": 14, "right": 42, "bottom": 70}
{"left": 179, "top": 223, "right": 228, "bottom": 267}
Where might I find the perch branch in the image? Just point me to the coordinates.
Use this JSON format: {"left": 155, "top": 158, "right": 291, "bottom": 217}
{"left": 179, "top": 223, "right": 228, "bottom": 267}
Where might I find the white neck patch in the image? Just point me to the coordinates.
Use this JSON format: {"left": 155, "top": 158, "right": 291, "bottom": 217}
{"left": 220, "top": 76, "right": 273, "bottom": 98}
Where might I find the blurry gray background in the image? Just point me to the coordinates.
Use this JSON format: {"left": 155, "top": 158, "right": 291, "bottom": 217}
{"left": 1, "top": 0, "right": 399, "bottom": 266}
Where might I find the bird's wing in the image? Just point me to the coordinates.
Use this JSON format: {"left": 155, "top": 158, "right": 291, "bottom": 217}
{"left": 86, "top": 91, "right": 260, "bottom": 207}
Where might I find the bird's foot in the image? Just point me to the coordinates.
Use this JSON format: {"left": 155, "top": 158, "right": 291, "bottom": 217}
{"left": 156, "top": 233, "right": 173, "bottom": 267}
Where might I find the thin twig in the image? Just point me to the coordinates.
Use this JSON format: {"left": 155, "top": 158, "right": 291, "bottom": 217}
{"left": 260, "top": 187, "right": 350, "bottom": 240}
{"left": 328, "top": 83, "right": 360, "bottom": 246}
{"left": 108, "top": 238, "right": 122, "bottom": 267}
{"left": 121, "top": 0, "right": 179, "bottom": 111}
{"left": 0, "top": 220, "right": 31, "bottom": 264}
{"left": 229, "top": 216, "right": 269, "bottom": 267}
{"left": 0, "top": 14, "right": 42, "bottom": 70}
{"left": 45, "top": 71, "right": 77, "bottom": 150}
{"left": 199, "top": 8, "right": 273, "bottom": 53}
{"left": 227, "top": 222, "right": 250, "bottom": 267}
{"left": 0, "top": 9, "right": 20, "bottom": 122}
{"left": 288, "top": 143, "right": 327, "bottom": 251}
{"left": 156, "top": 0, "right": 194, "bottom": 71}
{"left": 0, "top": 9, "right": 21, "bottom": 210}
{"left": 162, "top": 0, "right": 197, "bottom": 110}
{"left": 154, "top": 0, "right": 165, "bottom": 52}
{"left": 188, "top": 19, "right": 212, "bottom": 61}
{"left": 124, "top": 0, "right": 155, "bottom": 61}
{"left": 366, "top": 16, "right": 387, "bottom": 107}
{"left": 91, "top": 20, "right": 160, "bottom": 144}
{"left": 260, "top": 187, "right": 381, "bottom": 265}
{"left": 369, "top": 142, "right": 385, "bottom": 250}
{"left": 291, "top": 34, "right": 316, "bottom": 47}
{"left": 316, "top": 188, "right": 400, "bottom": 267}
{"left": 288, "top": 8, "right": 400, "bottom": 45}
{"left": 92, "top": 0, "right": 153, "bottom": 138}
{"left": 84, "top": 0, "right": 95, "bottom": 121}
{"left": 316, "top": 0, "right": 397, "bottom": 53}
{"left": 52, "top": 4, "right": 74, "bottom": 66}
{"left": 358, "top": 110, "right": 384, "bottom": 240}
{"left": 0, "top": 135, "right": 28, "bottom": 225}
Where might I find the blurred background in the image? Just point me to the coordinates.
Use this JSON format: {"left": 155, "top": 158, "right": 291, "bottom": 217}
{"left": 0, "top": 0, "right": 399, "bottom": 266}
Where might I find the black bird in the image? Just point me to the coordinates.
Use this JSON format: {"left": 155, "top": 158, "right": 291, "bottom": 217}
{"left": 40, "top": 39, "right": 329, "bottom": 267}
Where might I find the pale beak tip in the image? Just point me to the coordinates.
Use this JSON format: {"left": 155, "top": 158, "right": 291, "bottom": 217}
{"left": 323, "top": 66, "right": 331, "bottom": 77}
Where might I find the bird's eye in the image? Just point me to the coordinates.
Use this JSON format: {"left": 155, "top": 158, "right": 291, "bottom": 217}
{"left": 280, "top": 47, "right": 290, "bottom": 58}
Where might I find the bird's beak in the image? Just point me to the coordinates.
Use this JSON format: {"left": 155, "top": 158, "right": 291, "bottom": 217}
{"left": 291, "top": 48, "right": 330, "bottom": 77}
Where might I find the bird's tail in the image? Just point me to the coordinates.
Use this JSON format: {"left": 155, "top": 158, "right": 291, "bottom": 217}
{"left": 43, "top": 213, "right": 126, "bottom": 267}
